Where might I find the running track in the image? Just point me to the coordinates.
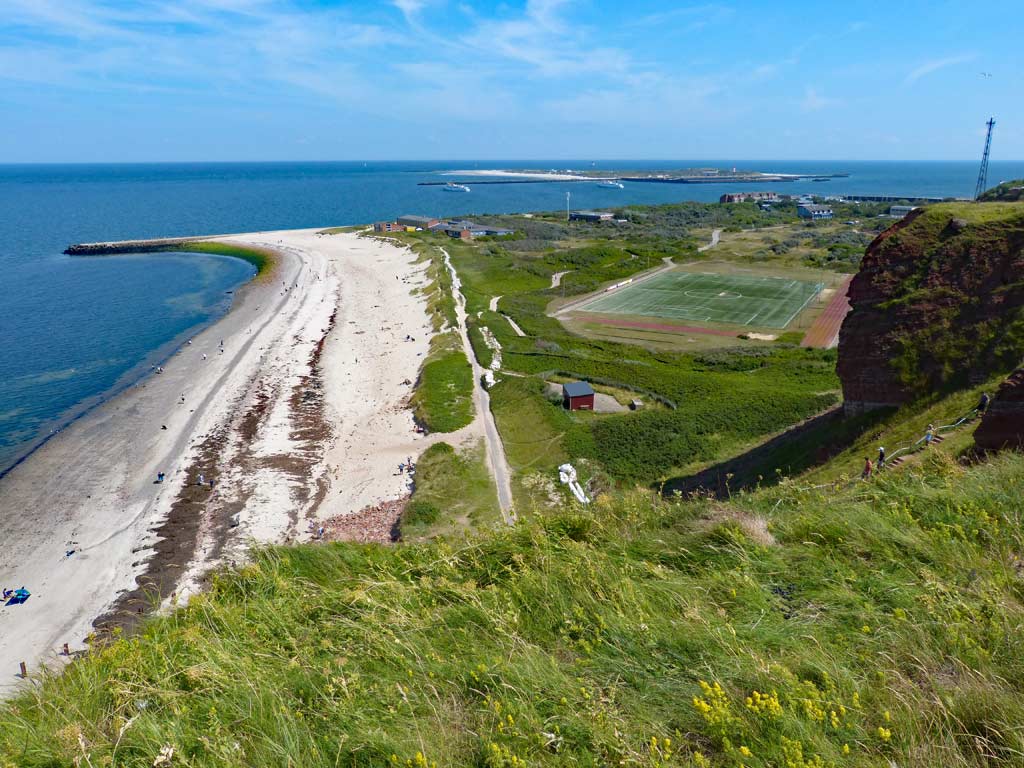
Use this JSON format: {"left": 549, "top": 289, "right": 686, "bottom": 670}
{"left": 585, "top": 317, "right": 738, "bottom": 337}
{"left": 801, "top": 277, "right": 852, "bottom": 348}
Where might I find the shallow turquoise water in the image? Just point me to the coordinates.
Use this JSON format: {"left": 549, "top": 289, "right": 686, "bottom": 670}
{"left": 1, "top": 159, "right": 1022, "bottom": 474}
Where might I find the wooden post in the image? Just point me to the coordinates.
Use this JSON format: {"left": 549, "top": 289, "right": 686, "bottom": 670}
{"left": 62, "top": 643, "right": 70, "bottom": 656}
{"left": 19, "top": 661, "right": 27, "bottom": 678}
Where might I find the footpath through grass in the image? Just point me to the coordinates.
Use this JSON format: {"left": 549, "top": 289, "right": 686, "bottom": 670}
{"left": 3, "top": 449, "right": 1023, "bottom": 767}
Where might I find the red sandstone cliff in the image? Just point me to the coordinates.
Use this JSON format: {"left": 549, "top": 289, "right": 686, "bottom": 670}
{"left": 837, "top": 202, "right": 1024, "bottom": 414}
{"left": 974, "top": 367, "right": 1024, "bottom": 452}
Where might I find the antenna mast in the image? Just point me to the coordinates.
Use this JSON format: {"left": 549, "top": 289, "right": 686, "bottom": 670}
{"left": 974, "top": 117, "right": 995, "bottom": 199}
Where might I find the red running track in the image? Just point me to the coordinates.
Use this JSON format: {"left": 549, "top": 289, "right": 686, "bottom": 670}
{"left": 801, "top": 277, "right": 852, "bottom": 348}
{"left": 585, "top": 317, "right": 738, "bottom": 337}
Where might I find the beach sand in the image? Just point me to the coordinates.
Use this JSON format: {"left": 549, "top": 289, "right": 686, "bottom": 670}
{"left": 0, "top": 230, "right": 437, "bottom": 693}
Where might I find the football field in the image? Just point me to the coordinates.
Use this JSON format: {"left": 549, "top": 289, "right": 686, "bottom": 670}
{"left": 577, "top": 270, "right": 823, "bottom": 329}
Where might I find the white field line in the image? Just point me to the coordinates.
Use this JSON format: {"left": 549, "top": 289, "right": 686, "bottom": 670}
{"left": 779, "top": 282, "right": 825, "bottom": 329}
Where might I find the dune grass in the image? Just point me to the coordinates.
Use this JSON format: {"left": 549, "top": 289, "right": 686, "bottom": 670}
{"left": 411, "top": 331, "right": 474, "bottom": 433}
{"left": 2, "top": 445, "right": 1023, "bottom": 767}
{"left": 177, "top": 241, "right": 277, "bottom": 278}
{"left": 401, "top": 441, "right": 499, "bottom": 540}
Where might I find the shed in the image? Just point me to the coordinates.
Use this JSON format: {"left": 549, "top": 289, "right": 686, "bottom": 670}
{"left": 562, "top": 381, "right": 595, "bottom": 411}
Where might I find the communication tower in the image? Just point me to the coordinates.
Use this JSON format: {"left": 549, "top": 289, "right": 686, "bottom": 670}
{"left": 974, "top": 117, "right": 995, "bottom": 199}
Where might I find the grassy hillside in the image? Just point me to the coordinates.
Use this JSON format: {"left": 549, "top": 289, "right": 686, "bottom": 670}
{"left": 978, "top": 179, "right": 1024, "bottom": 203}
{"left": 4, "top": 445, "right": 1023, "bottom": 767}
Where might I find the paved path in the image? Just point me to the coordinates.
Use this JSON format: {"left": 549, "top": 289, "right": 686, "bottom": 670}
{"left": 698, "top": 228, "right": 722, "bottom": 252}
{"left": 550, "top": 271, "right": 570, "bottom": 288}
{"left": 489, "top": 295, "right": 501, "bottom": 311}
{"left": 441, "top": 249, "right": 514, "bottom": 520}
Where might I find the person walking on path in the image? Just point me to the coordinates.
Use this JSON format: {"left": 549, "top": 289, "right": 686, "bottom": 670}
{"left": 862, "top": 457, "right": 873, "bottom": 480}
{"left": 978, "top": 392, "right": 991, "bottom": 415}
{"left": 877, "top": 446, "right": 886, "bottom": 468}
{"left": 924, "top": 423, "right": 935, "bottom": 447}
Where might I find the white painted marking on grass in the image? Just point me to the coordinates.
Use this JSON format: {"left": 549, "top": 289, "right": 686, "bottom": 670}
{"left": 778, "top": 282, "right": 824, "bottom": 329}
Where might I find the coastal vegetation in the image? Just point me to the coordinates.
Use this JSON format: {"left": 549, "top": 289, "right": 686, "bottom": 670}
{"left": 177, "top": 241, "right": 276, "bottom": 278}
{"left": 3, "top": 429, "right": 1022, "bottom": 767}
{"left": 847, "top": 202, "right": 1024, "bottom": 399}
{"left": 389, "top": 203, "right": 845, "bottom": 503}
{"left": 410, "top": 331, "right": 474, "bottom": 434}
{"left": 400, "top": 440, "right": 498, "bottom": 540}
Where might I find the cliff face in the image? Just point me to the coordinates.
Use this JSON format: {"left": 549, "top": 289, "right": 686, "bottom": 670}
{"left": 837, "top": 202, "right": 1024, "bottom": 413}
{"left": 974, "top": 367, "right": 1024, "bottom": 451}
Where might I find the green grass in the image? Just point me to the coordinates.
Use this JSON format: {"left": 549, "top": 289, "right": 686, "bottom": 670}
{"left": 178, "top": 241, "right": 277, "bottom": 277}
{"left": 4, "top": 447, "right": 1024, "bottom": 767}
{"left": 411, "top": 332, "right": 474, "bottom": 433}
{"left": 406, "top": 229, "right": 841, "bottom": 488}
{"left": 401, "top": 441, "right": 499, "bottom": 540}
{"left": 578, "top": 270, "right": 823, "bottom": 329}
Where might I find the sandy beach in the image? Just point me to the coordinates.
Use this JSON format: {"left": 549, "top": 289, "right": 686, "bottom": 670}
{"left": 0, "top": 230, "right": 438, "bottom": 693}
{"left": 445, "top": 169, "right": 595, "bottom": 181}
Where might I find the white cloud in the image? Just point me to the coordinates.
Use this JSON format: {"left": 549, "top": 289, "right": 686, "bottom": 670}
{"left": 903, "top": 54, "right": 975, "bottom": 86}
{"left": 800, "top": 87, "right": 842, "bottom": 112}
{"left": 392, "top": 0, "right": 426, "bottom": 23}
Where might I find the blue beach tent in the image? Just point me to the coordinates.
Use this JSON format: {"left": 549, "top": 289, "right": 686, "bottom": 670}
{"left": 5, "top": 588, "right": 30, "bottom": 606}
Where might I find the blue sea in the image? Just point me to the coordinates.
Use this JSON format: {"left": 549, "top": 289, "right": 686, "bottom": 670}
{"left": 2, "top": 159, "right": 1023, "bottom": 474}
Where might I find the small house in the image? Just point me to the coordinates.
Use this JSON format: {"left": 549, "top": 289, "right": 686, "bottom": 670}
{"left": 562, "top": 381, "right": 595, "bottom": 411}
{"left": 372, "top": 221, "right": 405, "bottom": 233}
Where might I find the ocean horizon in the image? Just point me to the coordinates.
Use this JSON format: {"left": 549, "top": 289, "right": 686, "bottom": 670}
{"left": 2, "top": 158, "right": 1023, "bottom": 475}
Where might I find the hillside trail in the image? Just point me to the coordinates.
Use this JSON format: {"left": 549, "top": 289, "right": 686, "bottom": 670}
{"left": 798, "top": 410, "right": 981, "bottom": 494}
{"left": 441, "top": 248, "right": 515, "bottom": 521}
{"left": 698, "top": 228, "right": 722, "bottom": 252}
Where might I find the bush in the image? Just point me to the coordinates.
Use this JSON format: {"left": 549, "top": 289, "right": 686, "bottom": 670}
{"left": 403, "top": 499, "right": 440, "bottom": 526}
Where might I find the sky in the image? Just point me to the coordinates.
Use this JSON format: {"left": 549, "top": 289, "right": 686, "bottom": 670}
{"left": 1, "top": 0, "right": 1022, "bottom": 162}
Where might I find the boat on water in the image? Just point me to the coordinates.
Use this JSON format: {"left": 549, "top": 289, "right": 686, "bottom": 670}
{"left": 597, "top": 180, "right": 624, "bottom": 189}
{"left": 443, "top": 183, "right": 471, "bottom": 192}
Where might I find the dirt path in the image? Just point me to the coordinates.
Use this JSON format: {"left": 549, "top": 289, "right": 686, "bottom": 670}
{"left": 489, "top": 295, "right": 501, "bottom": 311}
{"left": 504, "top": 315, "right": 526, "bottom": 336}
{"left": 698, "top": 228, "right": 722, "bottom": 252}
{"left": 441, "top": 249, "right": 514, "bottom": 520}
{"left": 550, "top": 271, "right": 570, "bottom": 288}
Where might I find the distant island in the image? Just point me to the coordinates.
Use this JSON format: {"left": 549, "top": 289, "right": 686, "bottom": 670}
{"left": 422, "top": 167, "right": 850, "bottom": 185}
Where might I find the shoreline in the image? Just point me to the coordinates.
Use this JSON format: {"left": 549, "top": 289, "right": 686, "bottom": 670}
{"left": 0, "top": 229, "right": 439, "bottom": 694}
{"left": 0, "top": 256, "right": 258, "bottom": 481}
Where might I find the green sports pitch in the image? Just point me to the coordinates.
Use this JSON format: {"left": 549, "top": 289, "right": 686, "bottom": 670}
{"left": 577, "top": 271, "right": 824, "bottom": 329}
